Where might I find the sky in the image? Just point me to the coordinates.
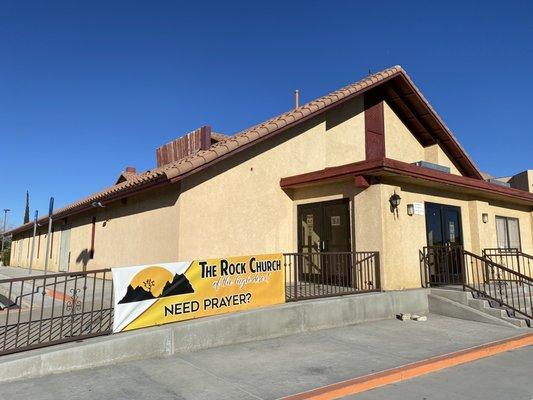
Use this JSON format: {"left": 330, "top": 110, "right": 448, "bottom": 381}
{"left": 1, "top": 0, "right": 532, "bottom": 227}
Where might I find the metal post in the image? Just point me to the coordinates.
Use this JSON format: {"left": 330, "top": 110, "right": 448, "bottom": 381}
{"left": 1, "top": 209, "right": 9, "bottom": 252}
{"left": 29, "top": 210, "right": 38, "bottom": 274}
{"left": 44, "top": 197, "right": 54, "bottom": 274}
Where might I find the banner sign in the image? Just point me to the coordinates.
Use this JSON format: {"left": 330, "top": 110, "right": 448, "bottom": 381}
{"left": 112, "top": 254, "right": 284, "bottom": 332}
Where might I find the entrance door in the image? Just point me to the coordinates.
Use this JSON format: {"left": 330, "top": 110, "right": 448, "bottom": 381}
{"left": 425, "top": 203, "right": 463, "bottom": 284}
{"left": 58, "top": 225, "right": 71, "bottom": 272}
{"left": 297, "top": 199, "right": 351, "bottom": 285}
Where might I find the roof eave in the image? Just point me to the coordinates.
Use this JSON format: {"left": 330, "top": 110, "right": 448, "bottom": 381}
{"left": 280, "top": 158, "right": 533, "bottom": 207}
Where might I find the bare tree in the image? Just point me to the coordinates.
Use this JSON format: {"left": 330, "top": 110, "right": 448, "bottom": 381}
{"left": 143, "top": 279, "right": 155, "bottom": 292}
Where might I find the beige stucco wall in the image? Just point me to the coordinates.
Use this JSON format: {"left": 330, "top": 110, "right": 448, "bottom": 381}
{"left": 7, "top": 94, "right": 532, "bottom": 295}
{"left": 176, "top": 97, "right": 366, "bottom": 260}
{"left": 471, "top": 200, "right": 533, "bottom": 254}
{"left": 360, "top": 179, "right": 533, "bottom": 290}
{"left": 10, "top": 185, "right": 181, "bottom": 272}
{"left": 9, "top": 96, "right": 367, "bottom": 269}
{"left": 383, "top": 101, "right": 462, "bottom": 175}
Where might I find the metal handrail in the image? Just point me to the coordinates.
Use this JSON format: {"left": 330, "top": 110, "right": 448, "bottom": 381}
{"left": 463, "top": 250, "right": 532, "bottom": 321}
{"left": 483, "top": 248, "right": 532, "bottom": 259}
{"left": 482, "top": 248, "right": 532, "bottom": 280}
{"left": 284, "top": 251, "right": 380, "bottom": 301}
{"left": 0, "top": 268, "right": 112, "bottom": 284}
{"left": 471, "top": 251, "right": 531, "bottom": 280}
{"left": 420, "top": 245, "right": 464, "bottom": 286}
{"left": 0, "top": 269, "right": 114, "bottom": 356}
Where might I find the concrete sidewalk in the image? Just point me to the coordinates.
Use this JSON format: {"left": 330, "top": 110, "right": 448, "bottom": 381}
{"left": 0, "top": 314, "right": 525, "bottom": 400}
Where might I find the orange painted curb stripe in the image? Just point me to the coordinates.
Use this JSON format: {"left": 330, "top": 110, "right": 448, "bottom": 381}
{"left": 45, "top": 288, "right": 73, "bottom": 302}
{"left": 282, "top": 332, "right": 533, "bottom": 400}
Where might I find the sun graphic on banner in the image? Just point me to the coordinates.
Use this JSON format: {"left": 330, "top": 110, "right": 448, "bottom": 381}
{"left": 130, "top": 266, "right": 174, "bottom": 297}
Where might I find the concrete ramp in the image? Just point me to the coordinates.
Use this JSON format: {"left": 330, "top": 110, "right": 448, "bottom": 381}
{"left": 1, "top": 288, "right": 528, "bottom": 384}
{"left": 0, "top": 290, "right": 428, "bottom": 383}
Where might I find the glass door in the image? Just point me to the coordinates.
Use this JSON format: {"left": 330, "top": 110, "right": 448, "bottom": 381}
{"left": 425, "top": 203, "right": 463, "bottom": 285}
{"left": 298, "top": 199, "right": 351, "bottom": 285}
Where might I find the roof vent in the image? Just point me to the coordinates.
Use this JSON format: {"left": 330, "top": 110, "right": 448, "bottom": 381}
{"left": 488, "top": 178, "right": 511, "bottom": 188}
{"left": 413, "top": 161, "right": 451, "bottom": 174}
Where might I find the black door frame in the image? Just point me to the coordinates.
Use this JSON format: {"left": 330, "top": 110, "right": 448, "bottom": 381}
{"left": 297, "top": 198, "right": 352, "bottom": 285}
{"left": 424, "top": 202, "right": 464, "bottom": 285}
{"left": 425, "top": 202, "right": 463, "bottom": 246}
{"left": 297, "top": 198, "right": 352, "bottom": 254}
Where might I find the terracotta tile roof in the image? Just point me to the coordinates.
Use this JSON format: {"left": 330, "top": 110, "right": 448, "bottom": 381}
{"left": 114, "top": 170, "right": 139, "bottom": 185}
{"left": 210, "top": 132, "right": 229, "bottom": 142}
{"left": 159, "top": 66, "right": 407, "bottom": 181}
{"left": 5, "top": 66, "right": 484, "bottom": 235}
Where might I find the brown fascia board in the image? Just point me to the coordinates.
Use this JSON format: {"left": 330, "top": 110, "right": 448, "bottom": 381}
{"left": 280, "top": 158, "right": 533, "bottom": 205}
{"left": 280, "top": 159, "right": 385, "bottom": 189}
{"left": 394, "top": 74, "right": 483, "bottom": 180}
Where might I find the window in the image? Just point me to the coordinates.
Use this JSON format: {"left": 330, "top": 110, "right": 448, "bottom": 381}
{"left": 495, "top": 216, "right": 521, "bottom": 250}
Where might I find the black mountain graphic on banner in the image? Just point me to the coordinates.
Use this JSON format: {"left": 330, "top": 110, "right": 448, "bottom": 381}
{"left": 161, "top": 273, "right": 195, "bottom": 297}
{"left": 118, "top": 285, "right": 156, "bottom": 304}
{"left": 118, "top": 273, "right": 194, "bottom": 304}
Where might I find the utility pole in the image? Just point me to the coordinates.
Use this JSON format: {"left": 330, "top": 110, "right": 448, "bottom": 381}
{"left": 44, "top": 197, "right": 54, "bottom": 274}
{"left": 1, "top": 208, "right": 10, "bottom": 252}
{"left": 29, "top": 210, "right": 38, "bottom": 274}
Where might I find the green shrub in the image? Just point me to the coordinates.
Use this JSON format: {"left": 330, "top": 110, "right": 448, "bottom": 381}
{"left": 1, "top": 248, "right": 10, "bottom": 266}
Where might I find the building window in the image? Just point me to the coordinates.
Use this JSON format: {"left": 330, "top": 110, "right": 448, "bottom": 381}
{"left": 90, "top": 217, "right": 96, "bottom": 259}
{"left": 495, "top": 216, "right": 521, "bottom": 250}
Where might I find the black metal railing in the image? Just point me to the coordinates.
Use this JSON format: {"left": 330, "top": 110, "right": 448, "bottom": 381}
{"left": 0, "top": 269, "right": 113, "bottom": 356}
{"left": 0, "top": 252, "right": 381, "bottom": 355}
{"left": 420, "top": 245, "right": 464, "bottom": 287}
{"left": 482, "top": 248, "right": 532, "bottom": 280}
{"left": 464, "top": 250, "right": 532, "bottom": 321}
{"left": 284, "top": 251, "right": 380, "bottom": 301}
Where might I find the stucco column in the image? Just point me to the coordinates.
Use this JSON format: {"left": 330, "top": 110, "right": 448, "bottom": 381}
{"left": 354, "top": 184, "right": 386, "bottom": 289}
{"left": 467, "top": 200, "right": 491, "bottom": 255}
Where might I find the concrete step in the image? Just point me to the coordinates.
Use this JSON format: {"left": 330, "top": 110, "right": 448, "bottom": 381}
{"left": 467, "top": 298, "right": 528, "bottom": 328}
{"left": 430, "top": 288, "right": 531, "bottom": 328}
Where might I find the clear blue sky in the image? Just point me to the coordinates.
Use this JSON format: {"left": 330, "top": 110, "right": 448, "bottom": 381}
{"left": 1, "top": 1, "right": 532, "bottom": 226}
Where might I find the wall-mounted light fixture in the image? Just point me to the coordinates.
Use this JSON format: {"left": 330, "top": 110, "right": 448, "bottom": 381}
{"left": 482, "top": 213, "right": 489, "bottom": 224}
{"left": 389, "top": 191, "right": 401, "bottom": 216}
{"left": 407, "top": 204, "right": 414, "bottom": 216}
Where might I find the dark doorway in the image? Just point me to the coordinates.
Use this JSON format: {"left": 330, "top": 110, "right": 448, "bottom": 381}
{"left": 425, "top": 203, "right": 464, "bottom": 284}
{"left": 297, "top": 199, "right": 351, "bottom": 285}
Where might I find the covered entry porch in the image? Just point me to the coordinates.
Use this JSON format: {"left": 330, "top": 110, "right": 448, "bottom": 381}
{"left": 284, "top": 196, "right": 381, "bottom": 301}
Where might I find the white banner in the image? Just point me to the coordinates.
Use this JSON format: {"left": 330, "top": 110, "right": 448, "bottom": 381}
{"left": 112, "top": 261, "right": 191, "bottom": 332}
